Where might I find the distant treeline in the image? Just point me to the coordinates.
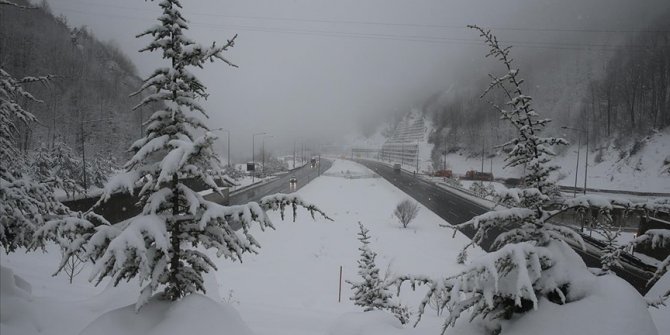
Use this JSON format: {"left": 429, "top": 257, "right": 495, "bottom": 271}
{"left": 419, "top": 10, "right": 670, "bottom": 163}
{"left": 0, "top": 0, "right": 158, "bottom": 160}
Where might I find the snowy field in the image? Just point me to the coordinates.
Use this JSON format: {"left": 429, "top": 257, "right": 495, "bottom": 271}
{"left": 1, "top": 159, "right": 482, "bottom": 335}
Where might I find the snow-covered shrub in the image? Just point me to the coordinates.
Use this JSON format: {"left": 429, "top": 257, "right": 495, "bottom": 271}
{"left": 347, "top": 222, "right": 410, "bottom": 324}
{"left": 259, "top": 155, "right": 289, "bottom": 177}
{"left": 394, "top": 199, "right": 419, "bottom": 228}
{"left": 469, "top": 181, "right": 496, "bottom": 199}
{"left": 444, "top": 177, "right": 462, "bottom": 188}
{"left": 629, "top": 138, "right": 645, "bottom": 156}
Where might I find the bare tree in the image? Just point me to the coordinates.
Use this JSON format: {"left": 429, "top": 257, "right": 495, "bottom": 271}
{"left": 394, "top": 199, "right": 419, "bottom": 228}
{"left": 61, "top": 250, "right": 85, "bottom": 284}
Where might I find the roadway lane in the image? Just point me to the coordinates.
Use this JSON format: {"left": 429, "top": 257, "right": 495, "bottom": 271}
{"left": 230, "top": 159, "right": 332, "bottom": 204}
{"left": 356, "top": 160, "right": 488, "bottom": 224}
{"left": 356, "top": 159, "right": 656, "bottom": 294}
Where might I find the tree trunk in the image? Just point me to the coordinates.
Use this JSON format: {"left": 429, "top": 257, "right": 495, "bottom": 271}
{"left": 168, "top": 172, "right": 181, "bottom": 299}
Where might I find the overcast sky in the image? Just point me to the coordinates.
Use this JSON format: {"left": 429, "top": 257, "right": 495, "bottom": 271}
{"left": 44, "top": 0, "right": 669, "bottom": 158}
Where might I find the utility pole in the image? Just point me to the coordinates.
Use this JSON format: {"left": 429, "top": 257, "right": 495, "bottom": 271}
{"left": 583, "top": 121, "right": 589, "bottom": 195}
{"left": 481, "top": 139, "right": 485, "bottom": 174}
{"left": 443, "top": 140, "right": 447, "bottom": 171}
{"left": 415, "top": 141, "right": 419, "bottom": 174}
{"left": 262, "top": 135, "right": 273, "bottom": 176}
{"left": 80, "top": 116, "right": 86, "bottom": 193}
{"left": 293, "top": 141, "right": 296, "bottom": 169}
{"left": 562, "top": 126, "right": 582, "bottom": 197}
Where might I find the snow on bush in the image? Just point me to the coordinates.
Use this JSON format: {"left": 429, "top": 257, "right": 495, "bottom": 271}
{"left": 80, "top": 294, "right": 254, "bottom": 335}
{"left": 327, "top": 310, "right": 404, "bottom": 335}
{"left": 347, "top": 222, "right": 410, "bottom": 324}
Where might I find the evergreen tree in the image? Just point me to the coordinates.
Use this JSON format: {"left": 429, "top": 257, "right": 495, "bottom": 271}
{"left": 35, "top": 0, "right": 330, "bottom": 309}
{"left": 50, "top": 138, "right": 83, "bottom": 198}
{"left": 392, "top": 26, "right": 670, "bottom": 335}
{"left": 347, "top": 222, "right": 410, "bottom": 324}
{"left": 88, "top": 153, "right": 117, "bottom": 188}
{"left": 0, "top": 62, "right": 72, "bottom": 252}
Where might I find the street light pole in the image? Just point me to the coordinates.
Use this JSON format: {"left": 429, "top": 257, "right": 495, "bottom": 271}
{"left": 562, "top": 126, "right": 583, "bottom": 197}
{"left": 226, "top": 130, "right": 230, "bottom": 167}
{"left": 252, "top": 132, "right": 266, "bottom": 183}
{"left": 262, "top": 135, "right": 273, "bottom": 176}
{"left": 211, "top": 128, "right": 231, "bottom": 168}
{"left": 583, "top": 126, "right": 589, "bottom": 195}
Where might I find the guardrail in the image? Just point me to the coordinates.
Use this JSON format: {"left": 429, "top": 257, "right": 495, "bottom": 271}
{"left": 558, "top": 185, "right": 670, "bottom": 197}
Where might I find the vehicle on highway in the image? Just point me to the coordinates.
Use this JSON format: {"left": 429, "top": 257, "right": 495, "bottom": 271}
{"left": 289, "top": 176, "right": 298, "bottom": 190}
{"left": 393, "top": 163, "right": 401, "bottom": 172}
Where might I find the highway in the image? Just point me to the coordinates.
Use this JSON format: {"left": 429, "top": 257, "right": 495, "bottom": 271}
{"left": 356, "top": 159, "right": 657, "bottom": 294}
{"left": 229, "top": 159, "right": 332, "bottom": 204}
{"left": 63, "top": 160, "right": 332, "bottom": 223}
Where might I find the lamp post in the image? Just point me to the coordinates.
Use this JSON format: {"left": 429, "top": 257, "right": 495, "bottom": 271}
{"left": 262, "top": 135, "right": 273, "bottom": 176}
{"left": 222, "top": 129, "right": 231, "bottom": 167}
{"left": 212, "top": 128, "right": 230, "bottom": 168}
{"left": 562, "top": 126, "right": 588, "bottom": 196}
{"left": 252, "top": 132, "right": 266, "bottom": 183}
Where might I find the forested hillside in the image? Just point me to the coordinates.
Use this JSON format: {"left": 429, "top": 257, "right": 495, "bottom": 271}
{"left": 420, "top": 10, "right": 670, "bottom": 162}
{"left": 0, "top": 0, "right": 152, "bottom": 160}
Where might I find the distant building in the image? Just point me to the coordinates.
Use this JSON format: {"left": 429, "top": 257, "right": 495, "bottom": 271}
{"left": 380, "top": 110, "right": 427, "bottom": 169}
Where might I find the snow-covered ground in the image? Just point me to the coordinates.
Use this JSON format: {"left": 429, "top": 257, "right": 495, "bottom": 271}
{"left": 0, "top": 159, "right": 480, "bottom": 335}
{"left": 554, "top": 128, "right": 670, "bottom": 193}
{"left": 2, "top": 159, "right": 667, "bottom": 335}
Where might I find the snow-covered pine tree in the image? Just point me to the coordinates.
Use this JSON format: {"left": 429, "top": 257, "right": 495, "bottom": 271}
{"left": 347, "top": 222, "right": 410, "bottom": 324}
{"left": 40, "top": 0, "right": 330, "bottom": 309}
{"left": 88, "top": 153, "right": 117, "bottom": 188}
{"left": 28, "top": 143, "right": 55, "bottom": 182}
{"left": 50, "top": 138, "right": 83, "bottom": 198}
{"left": 391, "top": 25, "right": 670, "bottom": 335}
{"left": 0, "top": 65, "right": 74, "bottom": 252}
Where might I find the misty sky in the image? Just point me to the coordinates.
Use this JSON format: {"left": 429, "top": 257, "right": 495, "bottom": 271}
{"left": 44, "top": 0, "right": 669, "bottom": 158}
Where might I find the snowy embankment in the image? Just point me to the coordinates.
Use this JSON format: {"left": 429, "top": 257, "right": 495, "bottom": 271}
{"left": 441, "top": 128, "right": 670, "bottom": 193}
{"left": 0, "top": 159, "right": 478, "bottom": 335}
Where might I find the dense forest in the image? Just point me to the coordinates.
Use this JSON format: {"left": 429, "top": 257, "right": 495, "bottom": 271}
{"left": 420, "top": 10, "right": 670, "bottom": 163}
{"left": 0, "top": 0, "right": 152, "bottom": 161}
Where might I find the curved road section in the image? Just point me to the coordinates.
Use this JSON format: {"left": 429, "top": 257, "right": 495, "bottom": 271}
{"left": 355, "top": 158, "right": 657, "bottom": 294}
{"left": 63, "top": 159, "right": 332, "bottom": 223}
{"left": 230, "top": 159, "right": 332, "bottom": 204}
